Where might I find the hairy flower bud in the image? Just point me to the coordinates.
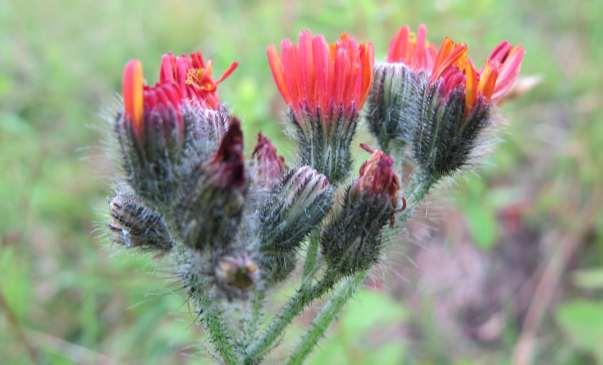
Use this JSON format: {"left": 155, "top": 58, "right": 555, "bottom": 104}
{"left": 260, "top": 166, "right": 334, "bottom": 253}
{"left": 366, "top": 25, "right": 436, "bottom": 152}
{"left": 250, "top": 133, "right": 287, "bottom": 189}
{"left": 366, "top": 63, "right": 425, "bottom": 152}
{"left": 184, "top": 107, "right": 232, "bottom": 156}
{"left": 108, "top": 191, "right": 173, "bottom": 251}
{"left": 321, "top": 148, "right": 400, "bottom": 275}
{"left": 267, "top": 31, "right": 374, "bottom": 183}
{"left": 176, "top": 119, "right": 246, "bottom": 250}
{"left": 412, "top": 38, "right": 524, "bottom": 179}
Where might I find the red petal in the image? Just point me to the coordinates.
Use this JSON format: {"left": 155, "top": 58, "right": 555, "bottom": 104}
{"left": 122, "top": 59, "right": 144, "bottom": 134}
{"left": 266, "top": 45, "right": 291, "bottom": 104}
{"left": 492, "top": 46, "right": 525, "bottom": 101}
{"left": 312, "top": 35, "right": 329, "bottom": 114}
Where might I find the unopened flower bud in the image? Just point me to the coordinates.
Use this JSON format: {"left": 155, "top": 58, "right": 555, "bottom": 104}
{"left": 321, "top": 147, "right": 401, "bottom": 275}
{"left": 108, "top": 191, "right": 173, "bottom": 251}
{"left": 250, "top": 133, "right": 287, "bottom": 189}
{"left": 366, "top": 63, "right": 424, "bottom": 151}
{"left": 176, "top": 119, "right": 246, "bottom": 250}
{"left": 267, "top": 31, "right": 374, "bottom": 183}
{"left": 260, "top": 166, "right": 334, "bottom": 253}
{"left": 366, "top": 25, "right": 436, "bottom": 151}
{"left": 214, "top": 253, "right": 259, "bottom": 299}
{"left": 412, "top": 38, "right": 524, "bottom": 179}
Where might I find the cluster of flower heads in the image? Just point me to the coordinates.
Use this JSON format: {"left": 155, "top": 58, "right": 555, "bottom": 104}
{"left": 109, "top": 25, "right": 524, "bottom": 300}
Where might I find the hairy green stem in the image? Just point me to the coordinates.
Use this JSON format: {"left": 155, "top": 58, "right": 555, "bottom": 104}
{"left": 242, "top": 290, "right": 266, "bottom": 346}
{"left": 287, "top": 270, "right": 367, "bottom": 365}
{"left": 197, "top": 294, "right": 240, "bottom": 365}
{"left": 244, "top": 273, "right": 338, "bottom": 363}
{"left": 397, "top": 172, "right": 435, "bottom": 223}
{"left": 302, "top": 230, "right": 321, "bottom": 283}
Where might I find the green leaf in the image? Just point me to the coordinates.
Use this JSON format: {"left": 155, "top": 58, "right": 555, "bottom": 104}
{"left": 0, "top": 248, "right": 31, "bottom": 320}
{"left": 573, "top": 269, "right": 603, "bottom": 290}
{"left": 341, "top": 289, "right": 407, "bottom": 334}
{"left": 463, "top": 202, "right": 498, "bottom": 250}
{"left": 309, "top": 290, "right": 407, "bottom": 365}
{"left": 556, "top": 299, "right": 603, "bottom": 362}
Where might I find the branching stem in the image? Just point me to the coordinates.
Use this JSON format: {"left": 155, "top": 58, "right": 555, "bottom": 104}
{"left": 244, "top": 272, "right": 338, "bottom": 363}
{"left": 287, "top": 270, "right": 367, "bottom": 365}
{"left": 197, "top": 293, "right": 240, "bottom": 365}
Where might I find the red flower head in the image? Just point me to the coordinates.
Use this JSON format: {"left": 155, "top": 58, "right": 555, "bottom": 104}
{"left": 429, "top": 38, "right": 525, "bottom": 113}
{"left": 386, "top": 24, "right": 438, "bottom": 72}
{"left": 159, "top": 51, "right": 238, "bottom": 110}
{"left": 266, "top": 30, "right": 374, "bottom": 125}
{"left": 355, "top": 144, "right": 400, "bottom": 208}
{"left": 122, "top": 59, "right": 184, "bottom": 142}
{"left": 251, "top": 133, "right": 287, "bottom": 188}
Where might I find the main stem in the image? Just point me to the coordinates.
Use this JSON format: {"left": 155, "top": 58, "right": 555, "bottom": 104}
{"left": 197, "top": 293, "right": 240, "bottom": 365}
{"left": 244, "top": 273, "right": 337, "bottom": 363}
{"left": 287, "top": 271, "right": 367, "bottom": 365}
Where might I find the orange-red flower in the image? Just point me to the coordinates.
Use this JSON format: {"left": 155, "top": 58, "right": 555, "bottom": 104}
{"left": 266, "top": 30, "right": 374, "bottom": 124}
{"left": 429, "top": 38, "right": 525, "bottom": 113}
{"left": 122, "top": 59, "right": 184, "bottom": 141}
{"left": 159, "top": 51, "right": 238, "bottom": 110}
{"left": 122, "top": 51, "right": 238, "bottom": 142}
{"left": 386, "top": 24, "right": 438, "bottom": 72}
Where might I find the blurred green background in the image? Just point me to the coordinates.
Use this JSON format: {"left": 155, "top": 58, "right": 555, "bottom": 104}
{"left": 1, "top": 0, "right": 602, "bottom": 364}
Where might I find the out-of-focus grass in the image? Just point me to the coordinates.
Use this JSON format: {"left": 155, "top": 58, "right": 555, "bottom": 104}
{"left": 1, "top": 0, "right": 602, "bottom": 364}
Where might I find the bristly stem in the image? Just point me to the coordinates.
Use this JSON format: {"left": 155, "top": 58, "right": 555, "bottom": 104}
{"left": 197, "top": 293, "right": 240, "bottom": 365}
{"left": 242, "top": 289, "right": 266, "bottom": 347}
{"left": 244, "top": 272, "right": 338, "bottom": 363}
{"left": 302, "top": 230, "right": 321, "bottom": 283}
{"left": 287, "top": 270, "right": 367, "bottom": 365}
